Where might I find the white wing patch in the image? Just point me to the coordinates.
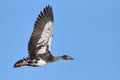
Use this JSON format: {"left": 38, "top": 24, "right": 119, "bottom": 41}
{"left": 37, "top": 21, "right": 53, "bottom": 54}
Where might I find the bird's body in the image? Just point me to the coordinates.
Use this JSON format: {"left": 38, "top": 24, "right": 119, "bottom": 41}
{"left": 14, "top": 5, "right": 73, "bottom": 68}
{"left": 27, "top": 58, "right": 48, "bottom": 67}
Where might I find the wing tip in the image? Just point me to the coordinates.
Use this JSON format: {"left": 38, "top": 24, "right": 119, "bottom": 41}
{"left": 43, "top": 5, "right": 54, "bottom": 22}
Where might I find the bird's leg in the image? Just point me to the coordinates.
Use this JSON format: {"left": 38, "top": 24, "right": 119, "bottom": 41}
{"left": 14, "top": 58, "right": 32, "bottom": 68}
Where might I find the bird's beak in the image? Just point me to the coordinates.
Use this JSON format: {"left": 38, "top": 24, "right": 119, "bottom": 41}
{"left": 69, "top": 57, "right": 74, "bottom": 60}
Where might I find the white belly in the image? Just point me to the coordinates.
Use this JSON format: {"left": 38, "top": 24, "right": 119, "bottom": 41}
{"left": 30, "top": 59, "right": 48, "bottom": 67}
{"left": 37, "top": 60, "right": 48, "bottom": 66}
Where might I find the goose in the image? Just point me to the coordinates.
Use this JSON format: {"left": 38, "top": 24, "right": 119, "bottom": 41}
{"left": 14, "top": 5, "right": 73, "bottom": 68}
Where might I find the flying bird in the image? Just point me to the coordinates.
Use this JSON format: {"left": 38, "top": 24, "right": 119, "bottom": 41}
{"left": 14, "top": 5, "right": 73, "bottom": 68}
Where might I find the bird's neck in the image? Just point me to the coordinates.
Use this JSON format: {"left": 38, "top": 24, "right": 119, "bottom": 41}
{"left": 51, "top": 56, "right": 63, "bottom": 62}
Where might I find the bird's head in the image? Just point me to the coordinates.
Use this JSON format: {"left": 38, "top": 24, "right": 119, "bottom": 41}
{"left": 62, "top": 55, "right": 74, "bottom": 60}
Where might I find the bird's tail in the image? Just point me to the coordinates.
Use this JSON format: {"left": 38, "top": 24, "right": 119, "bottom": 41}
{"left": 13, "top": 57, "right": 31, "bottom": 68}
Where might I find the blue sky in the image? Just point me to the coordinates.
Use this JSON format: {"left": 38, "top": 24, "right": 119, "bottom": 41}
{"left": 0, "top": 0, "right": 120, "bottom": 80}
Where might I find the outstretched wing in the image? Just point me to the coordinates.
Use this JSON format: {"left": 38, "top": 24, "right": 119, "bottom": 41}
{"left": 28, "top": 5, "right": 54, "bottom": 58}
